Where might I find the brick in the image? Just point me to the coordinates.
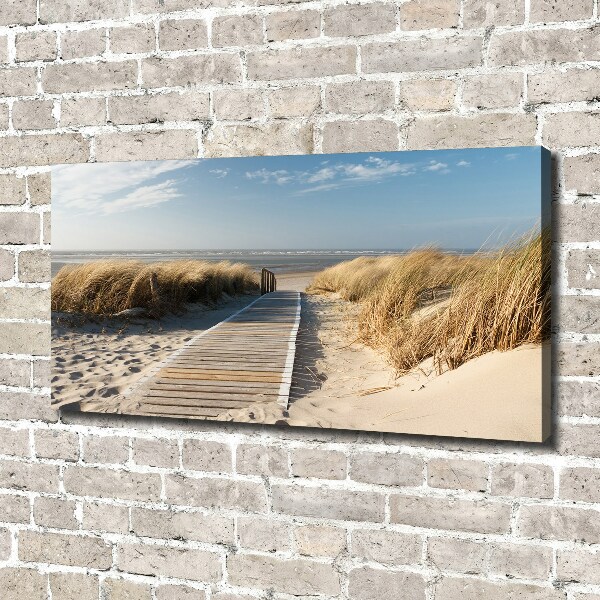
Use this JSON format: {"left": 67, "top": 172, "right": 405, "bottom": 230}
{"left": 0, "top": 175, "right": 27, "bottom": 205}
{"left": 182, "top": 440, "right": 232, "bottom": 472}
{"left": 32, "top": 360, "right": 49, "bottom": 388}
{"left": 351, "top": 529, "right": 421, "bottom": 565}
{"left": 325, "top": 3, "right": 396, "bottom": 37}
{"left": 490, "top": 463, "right": 554, "bottom": 498}
{"left": 324, "top": 81, "right": 395, "bottom": 114}
{"left": 428, "top": 537, "right": 486, "bottom": 574}
{"left": 103, "top": 578, "right": 152, "bottom": 600}
{"left": 15, "top": 31, "right": 57, "bottom": 62}
{"left": 0, "top": 568, "right": 47, "bottom": 600}
{"left": 159, "top": 19, "right": 208, "bottom": 51}
{"left": 0, "top": 493, "right": 30, "bottom": 523}
{"left": 266, "top": 10, "right": 320, "bottom": 41}
{"left": 156, "top": 586, "right": 206, "bottom": 600}
{"left": 12, "top": 99, "right": 56, "bottom": 130}
{"left": 43, "top": 212, "right": 50, "bottom": 243}
{"left": 118, "top": 543, "right": 222, "bottom": 582}
{"left": 134, "top": 0, "right": 232, "bottom": 13}
{"left": 0, "top": 212, "right": 38, "bottom": 248}
{"left": 0, "top": 427, "right": 29, "bottom": 456}
{"left": 566, "top": 249, "right": 600, "bottom": 290}
{"left": 19, "top": 531, "right": 112, "bottom": 568}
{"left": 227, "top": 554, "right": 340, "bottom": 596}
{"left": 83, "top": 434, "right": 129, "bottom": 464}
{"left": 560, "top": 467, "right": 600, "bottom": 503}
{"left": 401, "top": 0, "right": 460, "bottom": 30}
{"left": 462, "top": 73, "right": 523, "bottom": 109}
{"left": 350, "top": 452, "right": 423, "bottom": 486}
{"left": 489, "top": 27, "right": 600, "bottom": 66}
{"left": 0, "top": 323, "right": 50, "bottom": 356}
{"left": 64, "top": 466, "right": 162, "bottom": 502}
{"left": 0, "top": 359, "right": 30, "bottom": 388}
{"left": 205, "top": 122, "right": 313, "bottom": 157}
{"left": 95, "top": 130, "right": 197, "bottom": 162}
{"left": 83, "top": 502, "right": 130, "bottom": 534}
{"left": 530, "top": 0, "right": 593, "bottom": 23}
{"left": 40, "top": 0, "right": 130, "bottom": 23}
{"left": 554, "top": 202, "right": 600, "bottom": 244}
{"left": 557, "top": 341, "right": 600, "bottom": 374}
{"left": 212, "top": 15, "right": 263, "bottom": 47}
{"left": 111, "top": 24, "right": 156, "bottom": 54}
{"left": 435, "top": 577, "right": 563, "bottom": 600}
{"left": 238, "top": 515, "right": 290, "bottom": 552}
{"left": 558, "top": 424, "right": 600, "bottom": 457}
{"left": 557, "top": 380, "right": 600, "bottom": 417}
{"left": 406, "top": 113, "right": 537, "bottom": 149}
{"left": 391, "top": 495, "right": 511, "bottom": 534}
{"left": 272, "top": 484, "right": 385, "bottom": 521}
{"left": 557, "top": 548, "right": 600, "bottom": 585}
{"left": 564, "top": 154, "right": 600, "bottom": 195}
{"left": 268, "top": 86, "right": 321, "bottom": 117}
{"left": 544, "top": 112, "right": 600, "bottom": 147}
{"left": 0, "top": 0, "right": 37, "bottom": 26}
{"left": 247, "top": 46, "right": 356, "bottom": 80}
{"left": 43, "top": 61, "right": 137, "bottom": 94}
{"left": 428, "top": 459, "right": 488, "bottom": 492}
{"left": 518, "top": 504, "right": 600, "bottom": 543}
{"left": 529, "top": 69, "right": 600, "bottom": 104}
{"left": 362, "top": 36, "right": 482, "bottom": 73}
{"left": 291, "top": 447, "right": 346, "bottom": 479}
{"left": 0, "top": 528, "right": 10, "bottom": 560}
{"left": 35, "top": 429, "right": 79, "bottom": 461}
{"left": 33, "top": 496, "right": 78, "bottom": 529}
{"left": 60, "top": 29, "right": 106, "bottom": 60}
{"left": 0, "top": 391, "right": 56, "bottom": 422}
{"left": 27, "top": 172, "right": 50, "bottom": 206}
{"left": 213, "top": 89, "right": 264, "bottom": 121}
{"left": 322, "top": 120, "right": 398, "bottom": 153}
{"left": 61, "top": 96, "right": 106, "bottom": 127}
{"left": 0, "top": 69, "right": 38, "bottom": 98}
{"left": 110, "top": 91, "right": 209, "bottom": 125}
{"left": 0, "top": 134, "right": 89, "bottom": 167}
{"left": 165, "top": 474, "right": 267, "bottom": 511}
{"left": 18, "top": 250, "right": 49, "bottom": 284}
{"left": 133, "top": 437, "right": 179, "bottom": 468}
{"left": 295, "top": 524, "right": 346, "bottom": 557}
{"left": 49, "top": 573, "right": 99, "bottom": 600}
{"left": 463, "top": 0, "right": 525, "bottom": 27}
{"left": 132, "top": 507, "right": 234, "bottom": 544}
{"left": 0, "top": 249, "right": 14, "bottom": 280}
{"left": 557, "top": 294, "right": 600, "bottom": 333}
{"left": 348, "top": 567, "right": 426, "bottom": 600}
{"left": 488, "top": 542, "right": 553, "bottom": 580}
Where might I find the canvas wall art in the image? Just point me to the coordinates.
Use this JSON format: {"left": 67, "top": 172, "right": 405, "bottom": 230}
{"left": 51, "top": 147, "right": 551, "bottom": 442}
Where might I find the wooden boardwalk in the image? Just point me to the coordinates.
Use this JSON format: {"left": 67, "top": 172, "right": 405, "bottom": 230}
{"left": 123, "top": 291, "right": 301, "bottom": 419}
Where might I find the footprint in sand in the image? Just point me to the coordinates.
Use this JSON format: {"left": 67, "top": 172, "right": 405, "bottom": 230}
{"left": 69, "top": 372, "right": 83, "bottom": 380}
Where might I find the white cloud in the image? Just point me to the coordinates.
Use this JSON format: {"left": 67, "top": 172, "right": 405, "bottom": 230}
{"left": 505, "top": 153, "right": 519, "bottom": 160}
{"left": 209, "top": 168, "right": 230, "bottom": 178}
{"left": 245, "top": 168, "right": 292, "bottom": 185}
{"left": 101, "top": 180, "right": 183, "bottom": 214}
{"left": 457, "top": 160, "right": 471, "bottom": 167}
{"left": 424, "top": 160, "right": 449, "bottom": 172}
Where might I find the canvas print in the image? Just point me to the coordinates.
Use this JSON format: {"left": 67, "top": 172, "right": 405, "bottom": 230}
{"left": 51, "top": 147, "right": 551, "bottom": 442}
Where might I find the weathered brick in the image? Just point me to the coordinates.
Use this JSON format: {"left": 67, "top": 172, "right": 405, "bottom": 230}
{"left": 63, "top": 466, "right": 162, "bottom": 502}
{"left": 401, "top": 0, "right": 460, "bottom": 30}
{"left": 290, "top": 447, "right": 347, "bottom": 479}
{"left": 463, "top": 0, "right": 525, "bottom": 27}
{"left": 205, "top": 123, "right": 313, "bottom": 157}
{"left": 560, "top": 467, "right": 600, "bottom": 503}
{"left": 212, "top": 15, "right": 263, "bottom": 47}
{"left": 406, "top": 113, "right": 537, "bottom": 149}
{"left": 0, "top": 427, "right": 29, "bottom": 456}
{"left": 563, "top": 154, "right": 600, "bottom": 195}
{"left": 44, "top": 61, "right": 138, "bottom": 94}
{"left": 238, "top": 515, "right": 290, "bottom": 552}
{"left": 489, "top": 27, "right": 600, "bottom": 66}
{"left": 27, "top": 172, "right": 50, "bottom": 206}
{"left": 182, "top": 440, "right": 231, "bottom": 472}
{"left": 391, "top": 495, "right": 511, "bottom": 533}
{"left": 103, "top": 578, "right": 152, "bottom": 600}
{"left": 0, "top": 359, "right": 30, "bottom": 388}
{"left": 0, "top": 493, "right": 30, "bottom": 523}
{"left": 401, "top": 78, "right": 456, "bottom": 111}
{"left": 0, "top": 134, "right": 89, "bottom": 167}
{"left": 428, "top": 458, "right": 488, "bottom": 492}
{"left": 557, "top": 295, "right": 600, "bottom": 335}
{"left": 322, "top": 120, "right": 398, "bottom": 153}
{"left": 325, "top": 3, "right": 396, "bottom": 37}
{"left": 324, "top": 81, "right": 395, "bottom": 114}
{"left": 488, "top": 542, "right": 553, "bottom": 580}
{"left": 557, "top": 380, "right": 600, "bottom": 417}
{"left": 17, "top": 250, "right": 50, "bottom": 283}
{"left": 35, "top": 429, "right": 79, "bottom": 461}
{"left": 0, "top": 391, "right": 56, "bottom": 422}
{"left": 348, "top": 567, "right": 426, "bottom": 600}
{"left": 49, "top": 573, "right": 99, "bottom": 600}
{"left": 518, "top": 504, "right": 600, "bottom": 543}
{"left": 490, "top": 463, "right": 554, "bottom": 498}
{"left": 118, "top": 543, "right": 222, "bottom": 581}
{"left": 268, "top": 86, "right": 320, "bottom": 118}
{"left": 61, "top": 96, "right": 106, "bottom": 127}
{"left": 0, "top": 528, "right": 10, "bottom": 560}
{"left": 156, "top": 586, "right": 206, "bottom": 600}
{"left": 132, "top": 507, "right": 234, "bottom": 544}
{"left": 134, "top": 0, "right": 231, "bottom": 13}
{"left": 83, "top": 434, "right": 129, "bottom": 464}
{"left": 295, "top": 524, "right": 346, "bottom": 557}
{"left": 435, "top": 577, "right": 563, "bottom": 600}
{"left": 554, "top": 202, "right": 600, "bottom": 244}
{"left": 0, "top": 0, "right": 37, "bottom": 26}
{"left": 462, "top": 73, "right": 523, "bottom": 109}
{"left": 0, "top": 568, "right": 47, "bottom": 600}
{"left": 271, "top": 484, "right": 385, "bottom": 521}
{"left": 111, "top": 24, "right": 156, "bottom": 54}
{"left": 15, "top": 31, "right": 57, "bottom": 62}
{"left": 557, "top": 548, "right": 600, "bottom": 585}
{"left": 0, "top": 69, "right": 37, "bottom": 98}
{"left": 12, "top": 99, "right": 56, "bottom": 131}
{"left": 40, "top": 0, "right": 130, "bottom": 23}
{"left": 558, "top": 423, "right": 600, "bottom": 457}
{"left": 247, "top": 46, "right": 356, "bottom": 80}
{"left": 530, "top": 0, "right": 593, "bottom": 23}
{"left": 213, "top": 89, "right": 265, "bottom": 121}
{"left": 95, "top": 129, "right": 197, "bottom": 162}
{"left": 33, "top": 496, "right": 78, "bottom": 529}
{"left": 0, "top": 175, "right": 27, "bottom": 205}
{"left": 544, "top": 112, "right": 600, "bottom": 147}
{"left": 350, "top": 452, "right": 423, "bottom": 486}
{"left": 32, "top": 360, "right": 49, "bottom": 388}
{"left": 558, "top": 340, "right": 600, "bottom": 374}
{"left": 133, "top": 437, "right": 179, "bottom": 468}
{"left": 529, "top": 69, "right": 600, "bottom": 104}
{"left": 0, "top": 249, "right": 14, "bottom": 280}
{"left": 428, "top": 537, "right": 486, "bottom": 574}
{"left": 266, "top": 10, "right": 320, "bottom": 41}
{"left": 228, "top": 554, "right": 340, "bottom": 595}
{"left": 19, "top": 531, "right": 112, "bottom": 568}
{"left": 60, "top": 29, "right": 106, "bottom": 60}
{"left": 165, "top": 474, "right": 267, "bottom": 511}
{"left": 43, "top": 212, "right": 50, "bottom": 243}
{"left": 83, "top": 502, "right": 130, "bottom": 534}
{"left": 351, "top": 529, "right": 421, "bottom": 565}
{"left": 362, "top": 36, "right": 483, "bottom": 73}
{"left": 160, "top": 19, "right": 208, "bottom": 51}
{"left": 0, "top": 323, "right": 50, "bottom": 355}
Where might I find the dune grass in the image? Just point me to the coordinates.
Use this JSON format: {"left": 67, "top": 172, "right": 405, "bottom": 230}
{"left": 308, "top": 230, "right": 550, "bottom": 375}
{"left": 52, "top": 260, "right": 259, "bottom": 317}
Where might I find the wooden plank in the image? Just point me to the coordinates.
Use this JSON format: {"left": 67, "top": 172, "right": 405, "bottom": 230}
{"left": 160, "top": 371, "right": 282, "bottom": 383}
{"left": 154, "top": 378, "right": 281, "bottom": 389}
{"left": 146, "top": 391, "right": 270, "bottom": 403}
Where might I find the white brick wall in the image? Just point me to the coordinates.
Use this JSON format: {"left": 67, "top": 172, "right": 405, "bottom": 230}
{"left": 0, "top": 0, "right": 599, "bottom": 598}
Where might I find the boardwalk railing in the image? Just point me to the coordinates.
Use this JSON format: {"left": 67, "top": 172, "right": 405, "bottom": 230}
{"left": 261, "top": 268, "right": 276, "bottom": 295}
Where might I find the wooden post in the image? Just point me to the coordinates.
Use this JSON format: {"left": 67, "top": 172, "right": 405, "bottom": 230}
{"left": 260, "top": 268, "right": 276, "bottom": 295}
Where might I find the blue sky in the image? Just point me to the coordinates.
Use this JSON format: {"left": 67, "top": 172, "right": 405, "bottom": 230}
{"left": 52, "top": 147, "right": 543, "bottom": 251}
